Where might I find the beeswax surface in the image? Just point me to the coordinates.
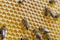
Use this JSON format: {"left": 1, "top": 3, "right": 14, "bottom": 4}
{"left": 0, "top": 0, "right": 60, "bottom": 40}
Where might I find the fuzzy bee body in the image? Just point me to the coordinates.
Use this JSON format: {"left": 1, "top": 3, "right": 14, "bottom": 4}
{"left": 32, "top": 29, "right": 41, "bottom": 40}
{"left": 45, "top": 7, "right": 48, "bottom": 16}
{"left": 36, "top": 33, "right": 41, "bottom": 40}
{"left": 0, "top": 26, "right": 6, "bottom": 40}
{"left": 32, "top": 29, "right": 37, "bottom": 33}
{"left": 44, "top": 6, "right": 60, "bottom": 18}
{"left": 22, "top": 19, "right": 29, "bottom": 30}
{"left": 45, "top": 34, "right": 50, "bottom": 40}
{"left": 44, "top": 7, "right": 50, "bottom": 16}
{"left": 39, "top": 27, "right": 50, "bottom": 33}
{"left": 54, "top": 14, "right": 60, "bottom": 18}
{"left": 50, "top": 13, "right": 60, "bottom": 18}
{"left": 1, "top": 30, "right": 6, "bottom": 40}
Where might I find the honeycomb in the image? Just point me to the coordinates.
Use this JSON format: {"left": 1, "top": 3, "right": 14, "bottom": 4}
{"left": 0, "top": 0, "right": 60, "bottom": 40}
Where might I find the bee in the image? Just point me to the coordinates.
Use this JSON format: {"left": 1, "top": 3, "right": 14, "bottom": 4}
{"left": 44, "top": 6, "right": 60, "bottom": 18}
{"left": 39, "top": 27, "right": 50, "bottom": 34}
{"left": 18, "top": 0, "right": 23, "bottom": 3}
{"left": 32, "top": 29, "right": 37, "bottom": 33}
{"left": 44, "top": 7, "right": 50, "bottom": 16}
{"left": 45, "top": 34, "right": 50, "bottom": 40}
{"left": 50, "top": 13, "right": 60, "bottom": 18}
{"left": 0, "top": 26, "right": 6, "bottom": 40}
{"left": 32, "top": 29, "right": 42, "bottom": 40}
{"left": 22, "top": 19, "right": 29, "bottom": 30}
{"left": 49, "top": 0, "right": 56, "bottom": 4}
{"left": 21, "top": 37, "right": 28, "bottom": 40}
{"left": 36, "top": 33, "right": 42, "bottom": 40}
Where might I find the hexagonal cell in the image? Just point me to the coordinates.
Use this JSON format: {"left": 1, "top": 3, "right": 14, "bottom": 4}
{"left": 0, "top": 0, "right": 59, "bottom": 40}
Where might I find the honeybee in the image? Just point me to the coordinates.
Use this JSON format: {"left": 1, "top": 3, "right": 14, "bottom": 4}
{"left": 44, "top": 6, "right": 60, "bottom": 18}
{"left": 50, "top": 13, "right": 60, "bottom": 18}
{"left": 39, "top": 27, "right": 50, "bottom": 34}
{"left": 32, "top": 29, "right": 42, "bottom": 40}
{"left": 45, "top": 34, "right": 50, "bottom": 40}
{"left": 0, "top": 26, "right": 6, "bottom": 40}
{"left": 44, "top": 7, "right": 50, "bottom": 16}
{"left": 36, "top": 33, "right": 42, "bottom": 40}
{"left": 39, "top": 27, "right": 50, "bottom": 40}
{"left": 22, "top": 19, "right": 29, "bottom": 30}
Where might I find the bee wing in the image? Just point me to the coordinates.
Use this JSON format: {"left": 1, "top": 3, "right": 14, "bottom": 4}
{"left": 54, "top": 13, "right": 60, "bottom": 18}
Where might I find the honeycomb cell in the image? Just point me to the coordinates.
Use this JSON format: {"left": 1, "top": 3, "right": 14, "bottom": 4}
{"left": 0, "top": 0, "right": 59, "bottom": 40}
